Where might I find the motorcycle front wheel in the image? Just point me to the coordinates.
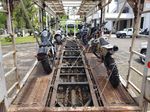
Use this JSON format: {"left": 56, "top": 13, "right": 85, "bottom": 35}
{"left": 41, "top": 58, "right": 52, "bottom": 74}
{"left": 104, "top": 55, "right": 120, "bottom": 88}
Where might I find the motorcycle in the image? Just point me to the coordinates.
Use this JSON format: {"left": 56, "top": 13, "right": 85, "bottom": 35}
{"left": 54, "top": 29, "right": 62, "bottom": 45}
{"left": 36, "top": 29, "right": 56, "bottom": 74}
{"left": 88, "top": 23, "right": 120, "bottom": 88}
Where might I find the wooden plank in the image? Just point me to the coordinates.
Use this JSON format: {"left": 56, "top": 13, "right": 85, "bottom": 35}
{"left": 12, "top": 77, "right": 50, "bottom": 107}
{"left": 8, "top": 105, "right": 141, "bottom": 112}
{"left": 85, "top": 53, "right": 137, "bottom": 107}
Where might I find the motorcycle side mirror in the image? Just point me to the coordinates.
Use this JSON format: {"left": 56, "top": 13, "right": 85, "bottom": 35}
{"left": 113, "top": 45, "right": 119, "bottom": 51}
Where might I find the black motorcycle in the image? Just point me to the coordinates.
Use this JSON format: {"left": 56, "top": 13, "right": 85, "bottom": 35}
{"left": 88, "top": 22, "right": 120, "bottom": 88}
{"left": 89, "top": 37, "right": 120, "bottom": 88}
{"left": 54, "top": 30, "right": 63, "bottom": 45}
{"left": 37, "top": 29, "right": 56, "bottom": 74}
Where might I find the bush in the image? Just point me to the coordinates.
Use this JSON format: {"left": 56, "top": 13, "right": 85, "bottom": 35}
{"left": 5, "top": 36, "right": 12, "bottom": 42}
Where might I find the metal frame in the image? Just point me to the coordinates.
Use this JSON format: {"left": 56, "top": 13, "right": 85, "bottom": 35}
{"left": 85, "top": 0, "right": 150, "bottom": 111}
{"left": 0, "top": 0, "right": 38, "bottom": 111}
{"left": 0, "top": 0, "right": 150, "bottom": 111}
{"left": 0, "top": 44, "right": 7, "bottom": 108}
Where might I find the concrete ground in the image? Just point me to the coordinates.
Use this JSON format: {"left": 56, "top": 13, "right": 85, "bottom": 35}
{"left": 108, "top": 35, "right": 149, "bottom": 93}
{"left": 1, "top": 43, "right": 37, "bottom": 89}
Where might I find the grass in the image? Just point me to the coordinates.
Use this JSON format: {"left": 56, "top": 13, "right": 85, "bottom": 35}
{"left": 0, "top": 36, "right": 37, "bottom": 45}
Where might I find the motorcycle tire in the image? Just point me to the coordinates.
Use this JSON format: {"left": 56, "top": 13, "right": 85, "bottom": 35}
{"left": 104, "top": 55, "right": 120, "bottom": 88}
{"left": 109, "top": 64, "right": 120, "bottom": 88}
{"left": 41, "top": 58, "right": 52, "bottom": 74}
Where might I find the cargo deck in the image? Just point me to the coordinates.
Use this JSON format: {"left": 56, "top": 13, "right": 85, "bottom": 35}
{"left": 8, "top": 40, "right": 140, "bottom": 112}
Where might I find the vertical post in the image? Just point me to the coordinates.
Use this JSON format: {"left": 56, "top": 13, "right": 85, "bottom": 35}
{"left": 66, "top": 23, "right": 68, "bottom": 37}
{"left": 139, "top": 29, "right": 150, "bottom": 112}
{"left": 126, "top": 0, "right": 144, "bottom": 88}
{"left": 55, "top": 17, "right": 57, "bottom": 30}
{"left": 42, "top": 8, "right": 44, "bottom": 29}
{"left": 6, "top": 0, "right": 12, "bottom": 34}
{"left": 39, "top": 8, "right": 43, "bottom": 30}
{"left": 7, "top": 0, "right": 19, "bottom": 88}
{"left": 74, "top": 24, "right": 76, "bottom": 37}
{"left": 99, "top": 0, "right": 105, "bottom": 36}
{"left": 48, "top": 15, "right": 51, "bottom": 32}
{"left": 139, "top": 2, "right": 150, "bottom": 111}
{"left": 0, "top": 44, "right": 8, "bottom": 111}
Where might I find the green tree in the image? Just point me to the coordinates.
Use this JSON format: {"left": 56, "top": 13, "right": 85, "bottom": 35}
{"left": 0, "top": 13, "right": 7, "bottom": 29}
{"left": 13, "top": 0, "right": 38, "bottom": 30}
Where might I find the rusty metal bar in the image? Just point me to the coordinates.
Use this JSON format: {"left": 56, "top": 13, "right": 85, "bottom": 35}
{"left": 126, "top": 0, "right": 144, "bottom": 89}
{"left": 63, "top": 56, "right": 82, "bottom": 58}
{"left": 81, "top": 53, "right": 99, "bottom": 106}
{"left": 130, "top": 66, "right": 143, "bottom": 77}
{"left": 50, "top": 51, "right": 64, "bottom": 107}
{"left": 128, "top": 81, "right": 141, "bottom": 94}
{"left": 132, "top": 50, "right": 145, "bottom": 58}
{"left": 59, "top": 82, "right": 88, "bottom": 85}
{"left": 60, "top": 73, "right": 85, "bottom": 76}
{"left": 20, "top": 60, "right": 38, "bottom": 88}
{"left": 2, "top": 51, "right": 15, "bottom": 58}
{"left": 61, "top": 66, "right": 85, "bottom": 68}
{"left": 9, "top": 106, "right": 141, "bottom": 111}
{"left": 11, "top": 34, "right": 20, "bottom": 89}
{"left": 4, "top": 67, "right": 17, "bottom": 77}
{"left": 141, "top": 9, "right": 150, "bottom": 14}
{"left": 7, "top": 82, "right": 18, "bottom": 94}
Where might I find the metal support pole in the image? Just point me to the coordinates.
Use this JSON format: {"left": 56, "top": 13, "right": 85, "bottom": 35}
{"left": 46, "top": 12, "right": 48, "bottom": 28}
{"left": 7, "top": 0, "right": 20, "bottom": 89}
{"left": 55, "top": 17, "right": 57, "bottom": 30}
{"left": 39, "top": 8, "right": 43, "bottom": 30}
{"left": 139, "top": 5, "right": 150, "bottom": 112}
{"left": 74, "top": 24, "right": 76, "bottom": 37}
{"left": 66, "top": 23, "right": 67, "bottom": 37}
{"left": 66, "top": 23, "right": 68, "bottom": 37}
{"left": 0, "top": 44, "right": 8, "bottom": 110}
{"left": 98, "top": 0, "right": 106, "bottom": 36}
{"left": 41, "top": 8, "right": 44, "bottom": 29}
{"left": 11, "top": 34, "right": 20, "bottom": 89}
{"left": 6, "top": 0, "right": 12, "bottom": 34}
{"left": 126, "top": 0, "right": 144, "bottom": 88}
{"left": 109, "top": 0, "right": 127, "bottom": 38}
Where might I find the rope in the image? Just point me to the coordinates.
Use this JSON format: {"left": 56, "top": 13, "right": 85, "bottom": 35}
{"left": 100, "top": 63, "right": 117, "bottom": 97}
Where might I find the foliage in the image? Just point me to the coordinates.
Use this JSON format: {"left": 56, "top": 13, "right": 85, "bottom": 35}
{"left": 5, "top": 36, "right": 12, "bottom": 42}
{"left": 0, "top": 13, "right": 7, "bottom": 29}
{"left": 13, "top": 0, "right": 38, "bottom": 30}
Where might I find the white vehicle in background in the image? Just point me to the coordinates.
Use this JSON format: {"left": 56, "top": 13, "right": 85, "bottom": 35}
{"left": 116, "top": 28, "right": 133, "bottom": 38}
{"left": 140, "top": 42, "right": 147, "bottom": 63}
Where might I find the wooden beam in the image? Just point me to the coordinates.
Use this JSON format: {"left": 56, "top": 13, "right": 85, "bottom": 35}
{"left": 9, "top": 106, "right": 141, "bottom": 111}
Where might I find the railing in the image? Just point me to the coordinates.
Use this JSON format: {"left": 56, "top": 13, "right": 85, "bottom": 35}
{"left": 0, "top": 33, "right": 38, "bottom": 107}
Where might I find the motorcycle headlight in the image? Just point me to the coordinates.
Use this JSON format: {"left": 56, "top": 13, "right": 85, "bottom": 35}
{"left": 41, "top": 30, "right": 48, "bottom": 37}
